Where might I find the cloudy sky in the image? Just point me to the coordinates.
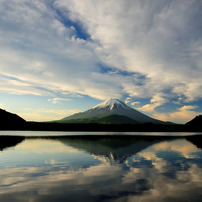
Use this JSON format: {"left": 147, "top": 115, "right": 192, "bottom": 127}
{"left": 0, "top": 0, "right": 201, "bottom": 123}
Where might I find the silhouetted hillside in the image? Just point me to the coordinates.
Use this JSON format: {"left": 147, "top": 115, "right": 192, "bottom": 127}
{"left": 184, "top": 115, "right": 202, "bottom": 131}
{"left": 0, "top": 109, "right": 26, "bottom": 130}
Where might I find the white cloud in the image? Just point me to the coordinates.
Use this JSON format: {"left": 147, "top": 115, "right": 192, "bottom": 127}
{"left": 48, "top": 98, "right": 72, "bottom": 104}
{"left": 60, "top": 0, "right": 202, "bottom": 101}
{"left": 0, "top": 0, "right": 201, "bottom": 107}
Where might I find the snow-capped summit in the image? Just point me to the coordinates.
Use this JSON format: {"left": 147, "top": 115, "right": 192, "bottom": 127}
{"left": 59, "top": 98, "right": 165, "bottom": 124}
{"left": 91, "top": 98, "right": 131, "bottom": 111}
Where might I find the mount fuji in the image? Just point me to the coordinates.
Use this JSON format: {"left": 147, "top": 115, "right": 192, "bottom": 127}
{"left": 58, "top": 98, "right": 166, "bottom": 124}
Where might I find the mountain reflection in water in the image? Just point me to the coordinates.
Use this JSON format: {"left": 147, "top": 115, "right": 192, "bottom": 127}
{"left": 0, "top": 135, "right": 24, "bottom": 150}
{"left": 54, "top": 135, "right": 177, "bottom": 164}
{"left": 0, "top": 134, "right": 202, "bottom": 202}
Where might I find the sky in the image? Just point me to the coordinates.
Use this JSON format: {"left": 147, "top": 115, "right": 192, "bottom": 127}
{"left": 0, "top": 0, "right": 202, "bottom": 124}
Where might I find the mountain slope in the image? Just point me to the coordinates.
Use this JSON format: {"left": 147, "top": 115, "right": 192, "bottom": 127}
{"left": 58, "top": 98, "right": 165, "bottom": 124}
{"left": 97, "top": 114, "right": 138, "bottom": 124}
{"left": 0, "top": 108, "right": 26, "bottom": 129}
{"left": 184, "top": 115, "right": 202, "bottom": 131}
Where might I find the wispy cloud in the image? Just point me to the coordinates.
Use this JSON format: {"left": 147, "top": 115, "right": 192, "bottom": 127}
{"left": 48, "top": 98, "right": 72, "bottom": 104}
{"left": 0, "top": 0, "right": 201, "bottom": 121}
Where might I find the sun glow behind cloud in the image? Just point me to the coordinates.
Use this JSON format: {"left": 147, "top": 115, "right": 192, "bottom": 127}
{"left": 0, "top": 0, "right": 201, "bottom": 122}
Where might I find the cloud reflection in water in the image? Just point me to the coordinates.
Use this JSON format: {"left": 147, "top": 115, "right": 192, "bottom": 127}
{"left": 0, "top": 135, "right": 202, "bottom": 202}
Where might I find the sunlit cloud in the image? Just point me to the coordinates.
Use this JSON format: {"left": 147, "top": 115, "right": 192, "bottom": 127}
{"left": 124, "top": 97, "right": 131, "bottom": 104}
{"left": 137, "top": 94, "right": 167, "bottom": 112}
{"left": 19, "top": 109, "right": 80, "bottom": 121}
{"left": 153, "top": 105, "right": 201, "bottom": 124}
{"left": 179, "top": 105, "right": 198, "bottom": 111}
{"left": 48, "top": 98, "right": 72, "bottom": 104}
{"left": 131, "top": 102, "right": 140, "bottom": 106}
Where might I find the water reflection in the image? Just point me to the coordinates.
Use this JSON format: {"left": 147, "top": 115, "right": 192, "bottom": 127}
{"left": 0, "top": 136, "right": 24, "bottom": 150}
{"left": 0, "top": 135, "right": 202, "bottom": 202}
{"left": 55, "top": 136, "right": 177, "bottom": 165}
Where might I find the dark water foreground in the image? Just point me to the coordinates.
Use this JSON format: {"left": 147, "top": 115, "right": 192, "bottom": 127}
{"left": 0, "top": 133, "right": 202, "bottom": 202}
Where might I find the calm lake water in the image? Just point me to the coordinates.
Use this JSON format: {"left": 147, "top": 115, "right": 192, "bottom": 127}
{"left": 0, "top": 131, "right": 202, "bottom": 202}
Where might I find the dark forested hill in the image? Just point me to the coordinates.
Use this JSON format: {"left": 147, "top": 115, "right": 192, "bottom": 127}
{"left": 184, "top": 115, "right": 202, "bottom": 131}
{"left": 0, "top": 109, "right": 26, "bottom": 129}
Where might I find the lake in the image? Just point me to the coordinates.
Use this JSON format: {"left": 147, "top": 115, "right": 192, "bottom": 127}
{"left": 0, "top": 131, "right": 202, "bottom": 202}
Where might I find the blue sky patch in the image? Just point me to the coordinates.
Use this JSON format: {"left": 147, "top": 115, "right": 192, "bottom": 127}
{"left": 52, "top": 6, "right": 90, "bottom": 40}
